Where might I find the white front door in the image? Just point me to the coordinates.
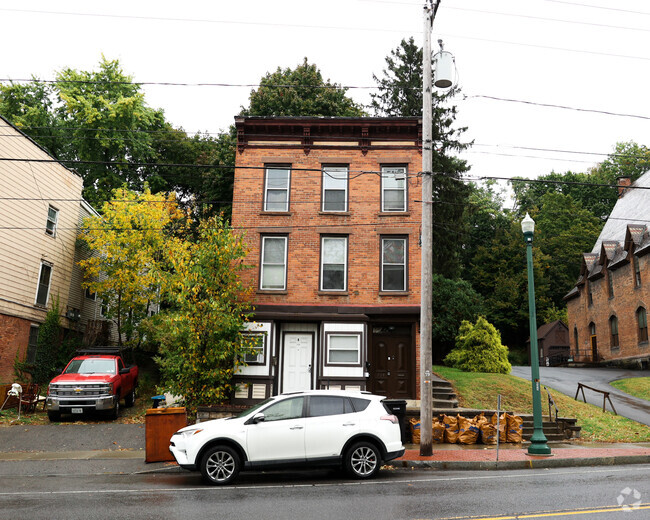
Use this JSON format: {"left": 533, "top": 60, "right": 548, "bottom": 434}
{"left": 282, "top": 333, "right": 312, "bottom": 393}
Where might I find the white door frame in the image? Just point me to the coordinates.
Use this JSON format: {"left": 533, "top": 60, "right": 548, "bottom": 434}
{"left": 281, "top": 332, "right": 314, "bottom": 393}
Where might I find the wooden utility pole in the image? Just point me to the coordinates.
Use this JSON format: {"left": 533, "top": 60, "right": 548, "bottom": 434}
{"left": 419, "top": 0, "right": 437, "bottom": 457}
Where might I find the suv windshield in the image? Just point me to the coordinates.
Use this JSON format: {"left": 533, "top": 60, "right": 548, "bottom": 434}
{"left": 235, "top": 397, "right": 275, "bottom": 418}
{"left": 64, "top": 358, "right": 116, "bottom": 375}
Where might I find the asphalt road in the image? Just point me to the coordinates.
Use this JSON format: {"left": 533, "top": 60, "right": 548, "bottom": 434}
{"left": 510, "top": 366, "right": 650, "bottom": 426}
{"left": 0, "top": 462, "right": 648, "bottom": 520}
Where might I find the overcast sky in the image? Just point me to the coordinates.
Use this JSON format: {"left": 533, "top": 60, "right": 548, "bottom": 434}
{"left": 2, "top": 0, "right": 650, "bottom": 194}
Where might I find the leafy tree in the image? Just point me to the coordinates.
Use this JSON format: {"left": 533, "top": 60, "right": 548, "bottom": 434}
{"left": 78, "top": 186, "right": 188, "bottom": 347}
{"left": 444, "top": 316, "right": 511, "bottom": 374}
{"left": 153, "top": 215, "right": 254, "bottom": 409}
{"left": 31, "top": 298, "right": 62, "bottom": 385}
{"left": 431, "top": 274, "right": 485, "bottom": 361}
{"left": 371, "top": 37, "right": 471, "bottom": 277}
{"left": 241, "top": 58, "right": 365, "bottom": 117}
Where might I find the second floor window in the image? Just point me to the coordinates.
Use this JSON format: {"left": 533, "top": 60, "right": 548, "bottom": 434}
{"left": 321, "top": 236, "right": 347, "bottom": 291}
{"left": 381, "top": 166, "right": 407, "bottom": 212}
{"left": 322, "top": 166, "right": 348, "bottom": 212}
{"left": 381, "top": 237, "right": 407, "bottom": 291}
{"left": 633, "top": 255, "right": 642, "bottom": 287}
{"left": 264, "top": 166, "right": 290, "bottom": 212}
{"left": 607, "top": 270, "right": 614, "bottom": 298}
{"left": 35, "top": 261, "right": 53, "bottom": 306}
{"left": 638, "top": 307, "right": 648, "bottom": 343}
{"left": 260, "top": 236, "right": 287, "bottom": 290}
{"left": 46, "top": 205, "right": 58, "bottom": 236}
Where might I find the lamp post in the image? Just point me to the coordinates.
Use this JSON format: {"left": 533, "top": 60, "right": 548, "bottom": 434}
{"left": 521, "top": 213, "right": 552, "bottom": 456}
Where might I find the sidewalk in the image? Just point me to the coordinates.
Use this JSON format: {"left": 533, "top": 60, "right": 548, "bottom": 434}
{"left": 0, "top": 424, "right": 649, "bottom": 473}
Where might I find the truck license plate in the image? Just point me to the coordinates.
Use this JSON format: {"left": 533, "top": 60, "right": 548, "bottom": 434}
{"left": 72, "top": 408, "right": 83, "bottom": 414}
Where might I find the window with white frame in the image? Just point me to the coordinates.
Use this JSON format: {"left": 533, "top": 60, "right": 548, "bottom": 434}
{"left": 35, "top": 262, "right": 53, "bottom": 306}
{"left": 327, "top": 333, "right": 360, "bottom": 364}
{"left": 381, "top": 237, "right": 407, "bottom": 291}
{"left": 260, "top": 236, "right": 287, "bottom": 290}
{"left": 381, "top": 166, "right": 407, "bottom": 212}
{"left": 322, "top": 166, "right": 348, "bottom": 212}
{"left": 320, "top": 236, "right": 347, "bottom": 291}
{"left": 45, "top": 205, "right": 58, "bottom": 236}
{"left": 264, "top": 166, "right": 291, "bottom": 212}
{"left": 242, "top": 333, "right": 266, "bottom": 364}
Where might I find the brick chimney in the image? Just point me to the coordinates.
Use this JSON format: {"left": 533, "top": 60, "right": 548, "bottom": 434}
{"left": 617, "top": 176, "right": 632, "bottom": 197}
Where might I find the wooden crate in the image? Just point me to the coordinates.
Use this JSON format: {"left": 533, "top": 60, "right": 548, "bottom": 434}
{"left": 145, "top": 407, "right": 188, "bottom": 463}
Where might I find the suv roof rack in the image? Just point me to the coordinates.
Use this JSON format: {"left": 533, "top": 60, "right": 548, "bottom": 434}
{"left": 76, "top": 346, "right": 124, "bottom": 356}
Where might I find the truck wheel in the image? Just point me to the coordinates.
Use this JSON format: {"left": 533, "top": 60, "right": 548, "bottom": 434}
{"left": 47, "top": 411, "right": 61, "bottom": 422}
{"left": 108, "top": 400, "right": 120, "bottom": 420}
{"left": 124, "top": 389, "right": 135, "bottom": 408}
{"left": 344, "top": 441, "right": 381, "bottom": 479}
{"left": 200, "top": 445, "right": 241, "bottom": 485}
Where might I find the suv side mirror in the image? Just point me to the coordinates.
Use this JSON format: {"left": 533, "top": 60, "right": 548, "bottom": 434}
{"left": 252, "top": 413, "right": 265, "bottom": 424}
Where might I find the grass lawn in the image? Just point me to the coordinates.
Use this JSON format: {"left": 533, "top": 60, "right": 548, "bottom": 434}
{"left": 433, "top": 365, "right": 650, "bottom": 443}
{"left": 609, "top": 377, "right": 650, "bottom": 401}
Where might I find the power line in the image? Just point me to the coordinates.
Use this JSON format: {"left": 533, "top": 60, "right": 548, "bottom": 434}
{"left": 542, "top": 0, "right": 650, "bottom": 17}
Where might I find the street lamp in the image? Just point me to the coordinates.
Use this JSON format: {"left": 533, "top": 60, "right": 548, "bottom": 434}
{"left": 522, "top": 213, "right": 552, "bottom": 456}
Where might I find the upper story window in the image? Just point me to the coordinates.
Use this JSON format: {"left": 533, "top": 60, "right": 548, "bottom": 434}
{"left": 260, "top": 236, "right": 287, "bottom": 290}
{"left": 609, "top": 316, "right": 619, "bottom": 348}
{"left": 45, "top": 205, "right": 58, "bottom": 236}
{"left": 381, "top": 236, "right": 407, "bottom": 291}
{"left": 264, "top": 166, "right": 291, "bottom": 212}
{"left": 633, "top": 255, "right": 642, "bottom": 287}
{"left": 322, "top": 166, "right": 348, "bottom": 212}
{"left": 35, "top": 261, "right": 53, "bottom": 306}
{"left": 381, "top": 166, "right": 407, "bottom": 212}
{"left": 638, "top": 307, "right": 648, "bottom": 343}
{"left": 607, "top": 269, "right": 614, "bottom": 299}
{"left": 587, "top": 280, "right": 593, "bottom": 306}
{"left": 320, "top": 236, "right": 347, "bottom": 291}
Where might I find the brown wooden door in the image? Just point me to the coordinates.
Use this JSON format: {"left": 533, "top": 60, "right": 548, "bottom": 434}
{"left": 370, "top": 328, "right": 412, "bottom": 399}
{"left": 591, "top": 335, "right": 598, "bottom": 362}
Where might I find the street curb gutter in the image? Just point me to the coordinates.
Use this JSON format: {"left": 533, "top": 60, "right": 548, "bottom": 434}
{"left": 393, "top": 455, "right": 650, "bottom": 471}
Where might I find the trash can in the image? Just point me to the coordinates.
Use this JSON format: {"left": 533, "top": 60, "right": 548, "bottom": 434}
{"left": 383, "top": 399, "right": 407, "bottom": 443}
{"left": 145, "top": 407, "right": 188, "bottom": 463}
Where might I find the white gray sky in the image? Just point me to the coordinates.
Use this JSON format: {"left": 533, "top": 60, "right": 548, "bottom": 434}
{"left": 2, "top": 0, "right": 650, "bottom": 190}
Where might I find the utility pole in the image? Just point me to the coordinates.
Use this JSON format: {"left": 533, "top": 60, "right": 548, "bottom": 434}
{"left": 419, "top": 0, "right": 437, "bottom": 457}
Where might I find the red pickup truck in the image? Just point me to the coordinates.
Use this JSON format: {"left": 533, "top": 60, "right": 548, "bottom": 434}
{"left": 45, "top": 348, "right": 138, "bottom": 421}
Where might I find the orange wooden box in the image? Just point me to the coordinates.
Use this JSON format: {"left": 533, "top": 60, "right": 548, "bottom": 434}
{"left": 145, "top": 407, "right": 188, "bottom": 463}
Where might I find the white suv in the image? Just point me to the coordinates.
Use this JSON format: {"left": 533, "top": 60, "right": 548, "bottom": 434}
{"left": 169, "top": 390, "right": 405, "bottom": 485}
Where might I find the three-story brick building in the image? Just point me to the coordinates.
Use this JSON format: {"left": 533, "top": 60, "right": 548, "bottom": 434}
{"left": 230, "top": 116, "right": 423, "bottom": 403}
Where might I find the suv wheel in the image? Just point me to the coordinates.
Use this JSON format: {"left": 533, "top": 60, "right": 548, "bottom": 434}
{"left": 345, "top": 441, "right": 381, "bottom": 479}
{"left": 200, "top": 445, "right": 241, "bottom": 485}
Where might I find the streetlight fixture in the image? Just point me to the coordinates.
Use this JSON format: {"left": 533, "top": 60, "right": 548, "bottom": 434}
{"left": 521, "top": 213, "right": 552, "bottom": 456}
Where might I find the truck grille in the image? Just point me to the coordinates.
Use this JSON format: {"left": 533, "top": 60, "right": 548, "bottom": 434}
{"left": 49, "top": 383, "right": 112, "bottom": 398}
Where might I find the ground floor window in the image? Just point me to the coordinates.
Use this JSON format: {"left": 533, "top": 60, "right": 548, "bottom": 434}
{"left": 638, "top": 307, "right": 648, "bottom": 343}
{"left": 326, "top": 333, "right": 360, "bottom": 365}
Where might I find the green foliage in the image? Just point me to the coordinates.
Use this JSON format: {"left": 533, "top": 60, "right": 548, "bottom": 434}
{"left": 78, "top": 186, "right": 188, "bottom": 347}
{"left": 431, "top": 274, "right": 484, "bottom": 361}
{"left": 153, "top": 215, "right": 254, "bottom": 410}
{"left": 444, "top": 316, "right": 512, "bottom": 374}
{"left": 241, "top": 58, "right": 365, "bottom": 117}
{"left": 31, "top": 298, "right": 63, "bottom": 385}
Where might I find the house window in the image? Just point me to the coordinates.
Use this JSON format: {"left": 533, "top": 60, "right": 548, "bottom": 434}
{"left": 326, "top": 333, "right": 360, "bottom": 365}
{"left": 322, "top": 166, "right": 348, "bottom": 212}
{"left": 609, "top": 316, "right": 619, "bottom": 349}
{"left": 633, "top": 255, "right": 641, "bottom": 287}
{"left": 260, "top": 236, "right": 287, "bottom": 290}
{"left": 242, "top": 333, "right": 266, "bottom": 365}
{"left": 85, "top": 287, "right": 96, "bottom": 300}
{"left": 381, "top": 237, "right": 407, "bottom": 291}
{"left": 320, "top": 236, "right": 347, "bottom": 291}
{"left": 264, "top": 166, "right": 291, "bottom": 212}
{"left": 381, "top": 166, "right": 407, "bottom": 212}
{"left": 35, "top": 262, "right": 53, "bottom": 306}
{"left": 587, "top": 280, "right": 593, "bottom": 306}
{"left": 607, "top": 270, "right": 614, "bottom": 299}
{"left": 45, "top": 205, "right": 58, "bottom": 236}
{"left": 638, "top": 307, "right": 648, "bottom": 343}
{"left": 27, "top": 325, "right": 39, "bottom": 364}
{"left": 573, "top": 326, "right": 579, "bottom": 352}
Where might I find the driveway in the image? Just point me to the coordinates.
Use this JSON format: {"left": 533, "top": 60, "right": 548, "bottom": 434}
{"left": 510, "top": 366, "right": 650, "bottom": 426}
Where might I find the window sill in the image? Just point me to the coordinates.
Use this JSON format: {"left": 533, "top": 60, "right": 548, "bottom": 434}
{"left": 639, "top": 341, "right": 649, "bottom": 348}
{"left": 378, "top": 211, "right": 410, "bottom": 217}
{"left": 318, "top": 291, "right": 349, "bottom": 296}
{"left": 378, "top": 291, "right": 410, "bottom": 296}
{"left": 256, "top": 290, "right": 288, "bottom": 295}
{"left": 318, "top": 211, "right": 350, "bottom": 216}
{"left": 259, "top": 211, "right": 292, "bottom": 216}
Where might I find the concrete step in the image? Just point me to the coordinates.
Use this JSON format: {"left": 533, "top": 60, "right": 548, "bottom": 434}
{"left": 432, "top": 398, "right": 459, "bottom": 409}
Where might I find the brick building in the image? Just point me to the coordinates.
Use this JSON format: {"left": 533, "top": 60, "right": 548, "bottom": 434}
{"left": 230, "top": 116, "right": 423, "bottom": 403}
{"left": 565, "top": 173, "right": 650, "bottom": 367}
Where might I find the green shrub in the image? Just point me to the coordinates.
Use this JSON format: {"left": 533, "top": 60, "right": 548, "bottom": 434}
{"left": 444, "top": 316, "right": 512, "bottom": 374}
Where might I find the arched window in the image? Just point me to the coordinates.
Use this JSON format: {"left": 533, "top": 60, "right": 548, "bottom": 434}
{"left": 633, "top": 255, "right": 642, "bottom": 287}
{"left": 609, "top": 316, "right": 619, "bottom": 348}
{"left": 638, "top": 307, "right": 648, "bottom": 343}
{"left": 573, "top": 326, "right": 579, "bottom": 352}
{"left": 589, "top": 322, "right": 598, "bottom": 361}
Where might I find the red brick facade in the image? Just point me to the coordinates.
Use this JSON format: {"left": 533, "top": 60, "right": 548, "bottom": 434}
{"left": 231, "top": 117, "right": 423, "bottom": 401}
